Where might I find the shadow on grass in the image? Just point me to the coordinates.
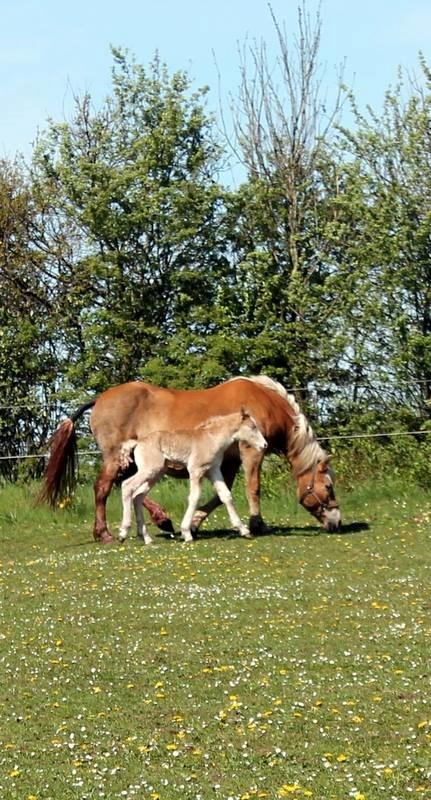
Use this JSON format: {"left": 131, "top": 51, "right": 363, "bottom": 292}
{"left": 157, "top": 520, "right": 371, "bottom": 541}
{"left": 59, "top": 520, "right": 370, "bottom": 550}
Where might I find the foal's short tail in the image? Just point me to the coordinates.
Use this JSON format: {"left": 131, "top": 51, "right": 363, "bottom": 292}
{"left": 119, "top": 439, "right": 138, "bottom": 471}
{"left": 38, "top": 400, "right": 96, "bottom": 507}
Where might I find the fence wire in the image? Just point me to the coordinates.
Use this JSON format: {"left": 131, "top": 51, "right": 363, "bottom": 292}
{"left": 1, "top": 429, "right": 430, "bottom": 462}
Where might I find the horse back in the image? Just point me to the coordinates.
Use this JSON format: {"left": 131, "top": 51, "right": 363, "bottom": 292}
{"left": 90, "top": 378, "right": 291, "bottom": 457}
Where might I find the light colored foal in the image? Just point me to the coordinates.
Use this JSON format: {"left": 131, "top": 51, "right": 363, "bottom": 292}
{"left": 118, "top": 409, "right": 267, "bottom": 544}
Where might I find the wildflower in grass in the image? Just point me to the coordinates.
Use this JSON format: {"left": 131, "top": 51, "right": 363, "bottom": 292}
{"left": 278, "top": 784, "right": 301, "bottom": 796}
{"left": 336, "top": 753, "right": 348, "bottom": 762}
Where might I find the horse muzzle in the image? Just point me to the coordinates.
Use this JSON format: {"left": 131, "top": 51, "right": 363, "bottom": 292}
{"left": 322, "top": 506, "right": 342, "bottom": 532}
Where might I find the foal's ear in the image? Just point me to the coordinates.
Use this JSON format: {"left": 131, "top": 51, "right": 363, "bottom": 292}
{"left": 240, "top": 406, "right": 250, "bottom": 420}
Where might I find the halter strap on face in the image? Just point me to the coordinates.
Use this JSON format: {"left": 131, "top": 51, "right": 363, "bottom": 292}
{"left": 299, "top": 461, "right": 339, "bottom": 514}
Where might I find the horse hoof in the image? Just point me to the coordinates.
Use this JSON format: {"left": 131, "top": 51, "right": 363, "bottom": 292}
{"left": 249, "top": 516, "right": 270, "bottom": 535}
{"left": 95, "top": 531, "right": 116, "bottom": 545}
{"left": 158, "top": 518, "right": 175, "bottom": 534}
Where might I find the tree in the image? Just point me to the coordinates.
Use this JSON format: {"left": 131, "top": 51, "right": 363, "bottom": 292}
{"left": 330, "top": 56, "right": 431, "bottom": 421}
{"left": 30, "top": 49, "right": 228, "bottom": 395}
{"left": 0, "top": 159, "right": 58, "bottom": 477}
{"left": 220, "top": 3, "right": 346, "bottom": 398}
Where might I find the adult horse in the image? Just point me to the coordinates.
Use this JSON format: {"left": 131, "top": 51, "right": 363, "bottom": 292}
{"left": 40, "top": 375, "right": 341, "bottom": 542}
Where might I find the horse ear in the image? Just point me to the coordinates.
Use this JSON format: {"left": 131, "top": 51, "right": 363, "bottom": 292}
{"left": 240, "top": 406, "right": 250, "bottom": 420}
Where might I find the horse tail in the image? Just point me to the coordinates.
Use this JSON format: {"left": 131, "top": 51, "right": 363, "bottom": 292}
{"left": 39, "top": 400, "right": 96, "bottom": 507}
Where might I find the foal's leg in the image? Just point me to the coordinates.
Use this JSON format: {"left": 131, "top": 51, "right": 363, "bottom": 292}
{"left": 118, "top": 474, "right": 143, "bottom": 542}
{"left": 180, "top": 474, "right": 204, "bottom": 543}
{"left": 120, "top": 470, "right": 162, "bottom": 545}
{"left": 133, "top": 492, "right": 154, "bottom": 545}
{"left": 191, "top": 455, "right": 241, "bottom": 533}
{"left": 207, "top": 466, "right": 251, "bottom": 538}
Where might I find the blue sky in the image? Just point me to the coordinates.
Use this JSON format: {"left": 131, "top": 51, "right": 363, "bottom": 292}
{"left": 1, "top": 0, "right": 430, "bottom": 163}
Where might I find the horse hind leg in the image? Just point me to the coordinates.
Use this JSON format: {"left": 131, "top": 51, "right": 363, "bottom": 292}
{"left": 93, "top": 457, "right": 120, "bottom": 544}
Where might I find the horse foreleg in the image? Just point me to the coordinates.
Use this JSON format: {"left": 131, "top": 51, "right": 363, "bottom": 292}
{"left": 207, "top": 466, "right": 251, "bottom": 538}
{"left": 93, "top": 459, "right": 119, "bottom": 544}
{"left": 191, "top": 456, "right": 240, "bottom": 533}
{"left": 239, "top": 444, "right": 268, "bottom": 534}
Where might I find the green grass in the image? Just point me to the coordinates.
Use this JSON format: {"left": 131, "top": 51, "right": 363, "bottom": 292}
{"left": 0, "top": 474, "right": 430, "bottom": 800}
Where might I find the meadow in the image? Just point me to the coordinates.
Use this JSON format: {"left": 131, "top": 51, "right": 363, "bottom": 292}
{"left": 0, "top": 470, "right": 430, "bottom": 800}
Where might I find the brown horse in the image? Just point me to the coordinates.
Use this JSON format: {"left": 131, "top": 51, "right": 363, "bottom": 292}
{"left": 40, "top": 375, "right": 341, "bottom": 542}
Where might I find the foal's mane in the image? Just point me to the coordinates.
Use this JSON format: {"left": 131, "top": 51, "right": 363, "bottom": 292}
{"left": 228, "top": 375, "right": 329, "bottom": 476}
{"left": 197, "top": 412, "right": 239, "bottom": 431}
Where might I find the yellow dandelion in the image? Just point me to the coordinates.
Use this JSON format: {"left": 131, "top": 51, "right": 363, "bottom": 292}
{"left": 278, "top": 784, "right": 301, "bottom": 795}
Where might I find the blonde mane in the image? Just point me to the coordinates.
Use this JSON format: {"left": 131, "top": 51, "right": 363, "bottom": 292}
{"left": 228, "top": 375, "right": 329, "bottom": 476}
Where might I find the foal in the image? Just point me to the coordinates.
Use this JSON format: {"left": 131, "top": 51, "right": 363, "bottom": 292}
{"left": 118, "top": 409, "right": 267, "bottom": 544}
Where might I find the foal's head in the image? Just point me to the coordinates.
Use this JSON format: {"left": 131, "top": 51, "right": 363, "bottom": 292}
{"left": 235, "top": 408, "right": 267, "bottom": 452}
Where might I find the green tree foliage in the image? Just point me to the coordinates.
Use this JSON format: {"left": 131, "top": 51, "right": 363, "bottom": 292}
{"left": 222, "top": 4, "right": 347, "bottom": 399}
{"left": 30, "top": 49, "right": 228, "bottom": 393}
{"left": 0, "top": 160, "right": 58, "bottom": 478}
{"left": 2, "top": 31, "right": 431, "bottom": 479}
{"left": 325, "top": 56, "right": 431, "bottom": 424}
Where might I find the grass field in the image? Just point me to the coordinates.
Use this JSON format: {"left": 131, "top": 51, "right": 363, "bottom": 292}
{"left": 0, "top": 472, "right": 430, "bottom": 800}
